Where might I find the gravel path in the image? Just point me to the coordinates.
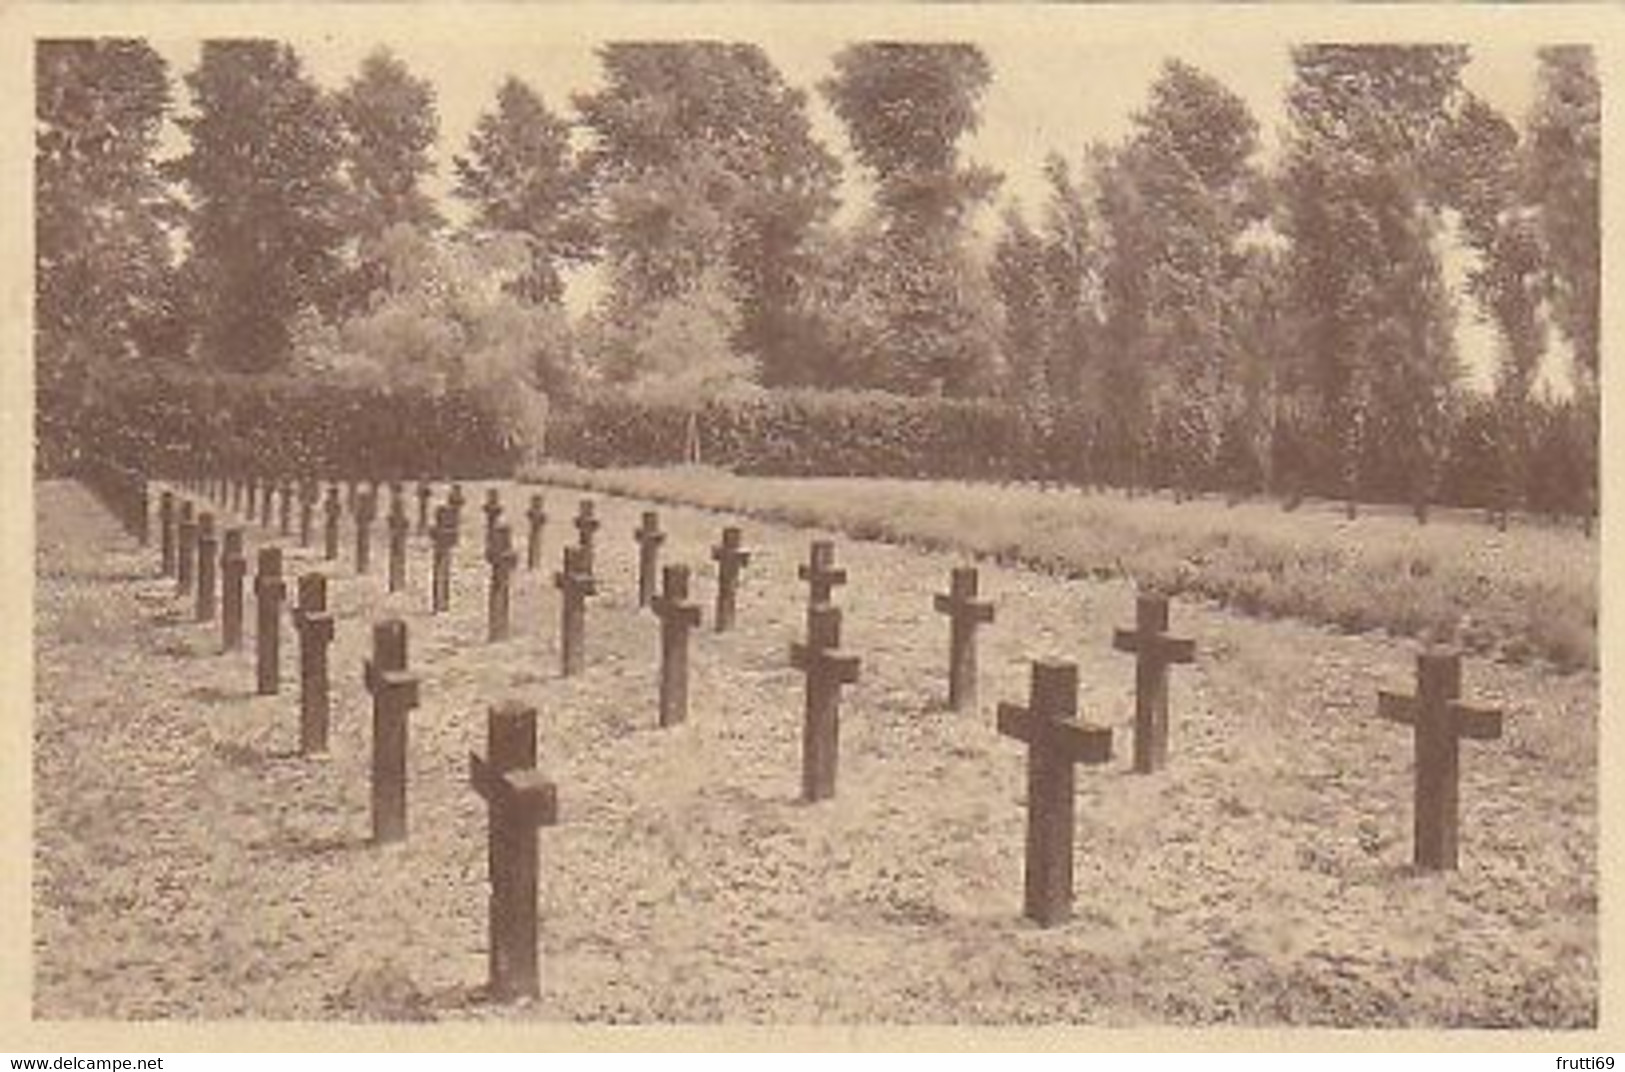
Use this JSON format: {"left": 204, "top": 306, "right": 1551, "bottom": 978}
{"left": 33, "top": 478, "right": 1597, "bottom": 1025}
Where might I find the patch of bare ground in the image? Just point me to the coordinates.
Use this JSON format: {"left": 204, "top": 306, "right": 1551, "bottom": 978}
{"left": 33, "top": 478, "right": 1595, "bottom": 1026}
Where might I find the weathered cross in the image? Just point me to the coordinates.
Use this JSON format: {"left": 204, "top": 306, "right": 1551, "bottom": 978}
{"left": 933, "top": 566, "right": 995, "bottom": 711}
{"left": 354, "top": 488, "right": 377, "bottom": 575}
{"left": 194, "top": 513, "right": 218, "bottom": 622}
{"left": 1111, "top": 591, "right": 1196, "bottom": 774}
{"left": 386, "top": 488, "right": 409, "bottom": 593}
{"left": 553, "top": 544, "right": 597, "bottom": 678}
{"left": 364, "top": 619, "right": 420, "bottom": 844}
{"left": 292, "top": 572, "right": 335, "bottom": 756}
{"left": 253, "top": 547, "right": 286, "bottom": 696}
{"left": 651, "top": 564, "right": 702, "bottom": 728}
{"left": 159, "top": 490, "right": 176, "bottom": 576}
{"left": 258, "top": 479, "right": 274, "bottom": 530}
{"left": 633, "top": 511, "right": 666, "bottom": 609}
{"left": 483, "top": 488, "right": 505, "bottom": 557}
{"left": 220, "top": 528, "right": 246, "bottom": 652}
{"left": 469, "top": 701, "right": 559, "bottom": 1001}
{"left": 277, "top": 480, "right": 293, "bottom": 537}
{"left": 176, "top": 501, "right": 197, "bottom": 596}
{"left": 430, "top": 503, "right": 458, "bottom": 614}
{"left": 997, "top": 660, "right": 1114, "bottom": 926}
{"left": 1377, "top": 650, "right": 1504, "bottom": 870}
{"left": 525, "top": 494, "right": 547, "bottom": 572}
{"left": 798, "top": 539, "right": 847, "bottom": 607}
{"left": 246, "top": 477, "right": 259, "bottom": 521}
{"left": 447, "top": 483, "right": 467, "bottom": 537}
{"left": 790, "top": 604, "right": 862, "bottom": 802}
{"left": 487, "top": 522, "right": 518, "bottom": 643}
{"left": 416, "top": 481, "right": 433, "bottom": 537}
{"left": 710, "top": 526, "right": 752, "bottom": 633}
{"left": 323, "top": 485, "right": 342, "bottom": 562}
{"left": 573, "top": 500, "right": 601, "bottom": 575}
{"left": 298, "top": 479, "right": 316, "bottom": 549}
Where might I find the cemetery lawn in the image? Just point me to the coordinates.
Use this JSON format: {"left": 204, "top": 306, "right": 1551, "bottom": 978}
{"left": 34, "top": 478, "right": 1596, "bottom": 1026}
{"left": 524, "top": 463, "right": 1597, "bottom": 671}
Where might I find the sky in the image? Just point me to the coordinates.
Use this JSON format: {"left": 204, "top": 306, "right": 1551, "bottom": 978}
{"left": 147, "top": 27, "right": 1565, "bottom": 393}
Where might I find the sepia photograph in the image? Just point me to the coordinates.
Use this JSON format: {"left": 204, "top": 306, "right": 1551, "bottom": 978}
{"left": 11, "top": 1, "right": 1612, "bottom": 1047}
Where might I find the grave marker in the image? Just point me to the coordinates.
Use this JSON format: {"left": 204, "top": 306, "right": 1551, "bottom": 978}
{"left": 431, "top": 504, "right": 458, "bottom": 614}
{"left": 483, "top": 489, "right": 504, "bottom": 556}
{"left": 278, "top": 480, "right": 293, "bottom": 536}
{"left": 293, "top": 573, "right": 335, "bottom": 755}
{"left": 1377, "top": 650, "right": 1504, "bottom": 870}
{"left": 997, "top": 660, "right": 1113, "bottom": 927}
{"left": 448, "top": 483, "right": 467, "bottom": 537}
{"left": 259, "top": 480, "right": 274, "bottom": 530}
{"left": 634, "top": 511, "right": 665, "bottom": 608}
{"left": 1111, "top": 592, "right": 1196, "bottom": 774}
{"left": 487, "top": 523, "right": 518, "bottom": 643}
{"left": 525, "top": 495, "right": 547, "bottom": 572}
{"left": 933, "top": 566, "right": 995, "bottom": 711}
{"left": 254, "top": 548, "right": 286, "bottom": 695}
{"left": 354, "top": 488, "right": 376, "bottom": 575}
{"left": 387, "top": 489, "right": 409, "bottom": 593}
{"left": 194, "top": 513, "right": 218, "bottom": 622}
{"left": 298, "top": 480, "right": 316, "bottom": 548}
{"left": 220, "top": 528, "right": 246, "bottom": 651}
{"left": 159, "top": 491, "right": 176, "bottom": 576}
{"left": 416, "top": 481, "right": 432, "bottom": 537}
{"left": 469, "top": 701, "right": 558, "bottom": 1001}
{"left": 573, "top": 500, "right": 600, "bottom": 575}
{"left": 790, "top": 604, "right": 862, "bottom": 802}
{"left": 710, "top": 527, "right": 752, "bottom": 633}
{"left": 798, "top": 539, "right": 847, "bottom": 606}
{"left": 651, "top": 564, "right": 702, "bottom": 727}
{"left": 323, "top": 485, "right": 342, "bottom": 562}
{"left": 176, "top": 501, "right": 197, "bottom": 596}
{"left": 364, "top": 619, "right": 420, "bottom": 844}
{"left": 553, "top": 545, "right": 597, "bottom": 677}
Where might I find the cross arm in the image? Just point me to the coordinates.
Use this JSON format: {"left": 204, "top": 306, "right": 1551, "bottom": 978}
{"left": 1448, "top": 701, "right": 1504, "bottom": 741}
{"left": 292, "top": 609, "right": 335, "bottom": 643}
{"left": 364, "top": 660, "right": 421, "bottom": 707}
{"left": 652, "top": 598, "right": 702, "bottom": 629}
{"left": 934, "top": 593, "right": 995, "bottom": 624}
{"left": 798, "top": 564, "right": 848, "bottom": 585}
{"left": 1377, "top": 690, "right": 1416, "bottom": 726}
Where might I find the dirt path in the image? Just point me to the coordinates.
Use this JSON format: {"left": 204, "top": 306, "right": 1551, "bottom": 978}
{"left": 33, "top": 479, "right": 1596, "bottom": 1025}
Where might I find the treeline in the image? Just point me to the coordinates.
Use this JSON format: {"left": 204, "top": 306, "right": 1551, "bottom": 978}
{"left": 36, "top": 38, "right": 1599, "bottom": 520}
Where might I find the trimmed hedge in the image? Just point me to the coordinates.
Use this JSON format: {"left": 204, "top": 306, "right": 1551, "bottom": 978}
{"left": 547, "top": 389, "right": 1024, "bottom": 480}
{"left": 41, "top": 368, "right": 517, "bottom": 481}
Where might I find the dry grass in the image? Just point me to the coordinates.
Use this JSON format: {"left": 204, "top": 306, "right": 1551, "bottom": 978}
{"left": 523, "top": 464, "right": 1597, "bottom": 670}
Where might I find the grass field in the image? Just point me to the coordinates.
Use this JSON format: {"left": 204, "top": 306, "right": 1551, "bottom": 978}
{"left": 34, "top": 477, "right": 1596, "bottom": 1026}
{"left": 522, "top": 464, "right": 1597, "bottom": 671}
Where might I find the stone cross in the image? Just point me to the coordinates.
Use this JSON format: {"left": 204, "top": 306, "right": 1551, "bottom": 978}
{"left": 231, "top": 478, "right": 243, "bottom": 515}
{"left": 525, "top": 494, "right": 547, "bottom": 572}
{"left": 259, "top": 480, "right": 274, "bottom": 530}
{"left": 416, "top": 481, "right": 432, "bottom": 537}
{"left": 194, "top": 512, "right": 218, "bottom": 622}
{"left": 997, "top": 660, "right": 1113, "bottom": 927}
{"left": 364, "top": 619, "right": 420, "bottom": 844}
{"left": 278, "top": 480, "right": 293, "bottom": 536}
{"left": 159, "top": 491, "right": 176, "bottom": 576}
{"left": 1377, "top": 650, "right": 1504, "bottom": 871}
{"left": 345, "top": 479, "right": 358, "bottom": 517}
{"left": 469, "top": 701, "right": 559, "bottom": 1001}
{"left": 220, "top": 528, "right": 246, "bottom": 651}
{"left": 430, "top": 504, "right": 458, "bottom": 614}
{"left": 710, "top": 526, "right": 752, "bottom": 633}
{"left": 176, "top": 501, "right": 197, "bottom": 596}
{"left": 292, "top": 573, "right": 335, "bottom": 756}
{"left": 1112, "top": 592, "right": 1196, "bottom": 774}
{"left": 798, "top": 539, "right": 847, "bottom": 606}
{"left": 253, "top": 547, "right": 286, "bottom": 696}
{"left": 790, "top": 604, "right": 862, "bottom": 802}
{"left": 934, "top": 566, "right": 995, "bottom": 711}
{"left": 323, "top": 485, "right": 342, "bottom": 562}
{"left": 633, "top": 511, "right": 666, "bottom": 608}
{"left": 387, "top": 489, "right": 409, "bottom": 593}
{"left": 354, "top": 488, "right": 376, "bottom": 575}
{"left": 246, "top": 477, "right": 258, "bottom": 521}
{"left": 553, "top": 544, "right": 597, "bottom": 678}
{"left": 483, "top": 488, "right": 504, "bottom": 557}
{"left": 573, "top": 500, "right": 601, "bottom": 575}
{"left": 447, "top": 483, "right": 467, "bottom": 536}
{"left": 651, "top": 564, "right": 702, "bottom": 728}
{"left": 487, "top": 523, "right": 518, "bottom": 643}
{"left": 298, "top": 479, "right": 316, "bottom": 549}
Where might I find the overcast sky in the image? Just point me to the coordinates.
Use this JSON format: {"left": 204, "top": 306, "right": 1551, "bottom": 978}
{"left": 147, "top": 30, "right": 1564, "bottom": 392}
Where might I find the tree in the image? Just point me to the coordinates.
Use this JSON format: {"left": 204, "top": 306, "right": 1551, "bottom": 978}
{"left": 575, "top": 43, "right": 839, "bottom": 386}
{"left": 36, "top": 39, "right": 178, "bottom": 370}
{"left": 454, "top": 76, "right": 593, "bottom": 305}
{"left": 334, "top": 48, "right": 443, "bottom": 310}
{"left": 821, "top": 43, "right": 1003, "bottom": 395}
{"left": 173, "top": 40, "right": 347, "bottom": 372}
{"left": 1280, "top": 44, "right": 1469, "bottom": 517}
